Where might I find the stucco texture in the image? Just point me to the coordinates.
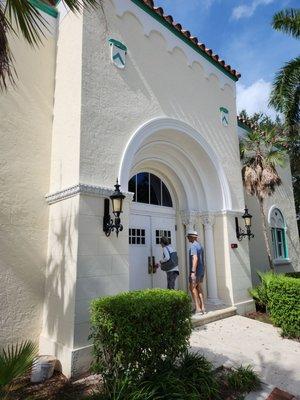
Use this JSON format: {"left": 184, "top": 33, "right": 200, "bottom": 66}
{"left": 0, "top": 24, "right": 56, "bottom": 347}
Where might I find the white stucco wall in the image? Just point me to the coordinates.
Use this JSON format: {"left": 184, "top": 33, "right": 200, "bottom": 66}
{"left": 0, "top": 14, "right": 57, "bottom": 347}
{"left": 79, "top": 0, "right": 244, "bottom": 212}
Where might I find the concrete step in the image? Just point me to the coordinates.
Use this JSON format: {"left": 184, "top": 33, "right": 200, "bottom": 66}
{"left": 192, "top": 306, "right": 237, "bottom": 328}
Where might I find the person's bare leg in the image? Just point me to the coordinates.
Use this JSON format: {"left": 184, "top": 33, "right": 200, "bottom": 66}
{"left": 197, "top": 282, "right": 205, "bottom": 312}
{"left": 190, "top": 282, "right": 201, "bottom": 312}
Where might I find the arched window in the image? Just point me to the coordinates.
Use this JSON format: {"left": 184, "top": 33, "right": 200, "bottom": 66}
{"left": 128, "top": 172, "right": 173, "bottom": 207}
{"left": 269, "top": 207, "right": 288, "bottom": 260}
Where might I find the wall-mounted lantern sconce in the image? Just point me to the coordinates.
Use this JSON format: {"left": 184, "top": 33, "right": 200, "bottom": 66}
{"left": 235, "top": 207, "right": 254, "bottom": 241}
{"left": 103, "top": 180, "right": 126, "bottom": 237}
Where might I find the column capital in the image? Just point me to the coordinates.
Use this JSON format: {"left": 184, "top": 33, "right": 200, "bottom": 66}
{"left": 180, "top": 210, "right": 201, "bottom": 228}
{"left": 200, "top": 213, "right": 216, "bottom": 227}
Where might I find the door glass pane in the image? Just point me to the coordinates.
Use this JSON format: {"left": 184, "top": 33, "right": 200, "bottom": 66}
{"left": 162, "top": 182, "right": 173, "bottom": 207}
{"left": 276, "top": 229, "right": 282, "bottom": 243}
{"left": 271, "top": 228, "right": 277, "bottom": 258}
{"left": 129, "top": 227, "right": 146, "bottom": 246}
{"left": 137, "top": 173, "right": 149, "bottom": 204}
{"left": 150, "top": 174, "right": 161, "bottom": 205}
{"left": 128, "top": 176, "right": 136, "bottom": 202}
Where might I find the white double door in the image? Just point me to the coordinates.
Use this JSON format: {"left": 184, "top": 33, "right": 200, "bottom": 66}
{"left": 129, "top": 206, "right": 177, "bottom": 290}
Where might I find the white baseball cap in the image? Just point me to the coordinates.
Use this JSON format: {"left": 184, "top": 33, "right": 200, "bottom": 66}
{"left": 186, "top": 230, "right": 198, "bottom": 237}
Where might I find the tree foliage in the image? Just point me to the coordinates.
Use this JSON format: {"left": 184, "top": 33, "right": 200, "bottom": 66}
{"left": 270, "top": 7, "right": 300, "bottom": 130}
{"left": 239, "top": 111, "right": 288, "bottom": 269}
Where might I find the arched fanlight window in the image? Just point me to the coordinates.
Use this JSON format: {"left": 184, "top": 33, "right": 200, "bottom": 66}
{"left": 269, "top": 207, "right": 288, "bottom": 260}
{"left": 128, "top": 172, "right": 173, "bottom": 207}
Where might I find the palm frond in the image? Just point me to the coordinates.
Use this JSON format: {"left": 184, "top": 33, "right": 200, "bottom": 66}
{"left": 0, "top": 5, "right": 16, "bottom": 90}
{"left": 272, "top": 8, "right": 300, "bottom": 39}
{"left": 5, "top": 0, "right": 50, "bottom": 47}
{"left": 62, "top": 0, "right": 100, "bottom": 13}
{"left": 265, "top": 150, "right": 287, "bottom": 168}
{"left": 269, "top": 56, "right": 300, "bottom": 126}
{"left": 0, "top": 341, "right": 38, "bottom": 391}
{"left": 261, "top": 165, "right": 281, "bottom": 187}
{"left": 0, "top": 0, "right": 102, "bottom": 91}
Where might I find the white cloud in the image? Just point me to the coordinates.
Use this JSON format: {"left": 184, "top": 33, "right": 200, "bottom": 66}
{"left": 237, "top": 79, "right": 276, "bottom": 118}
{"left": 232, "top": 0, "right": 274, "bottom": 20}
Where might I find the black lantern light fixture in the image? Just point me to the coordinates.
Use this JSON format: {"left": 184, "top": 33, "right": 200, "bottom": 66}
{"left": 235, "top": 206, "right": 254, "bottom": 241}
{"left": 103, "top": 179, "right": 126, "bottom": 237}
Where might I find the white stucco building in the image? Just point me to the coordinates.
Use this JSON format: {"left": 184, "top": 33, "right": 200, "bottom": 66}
{"left": 0, "top": 0, "right": 299, "bottom": 377}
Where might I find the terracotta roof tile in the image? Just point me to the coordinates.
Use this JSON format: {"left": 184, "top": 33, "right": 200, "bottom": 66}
{"left": 136, "top": 0, "right": 241, "bottom": 80}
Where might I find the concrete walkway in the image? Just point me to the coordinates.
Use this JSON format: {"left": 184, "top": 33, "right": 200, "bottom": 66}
{"left": 190, "top": 315, "right": 300, "bottom": 397}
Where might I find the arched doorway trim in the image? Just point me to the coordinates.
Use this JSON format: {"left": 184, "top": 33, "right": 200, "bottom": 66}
{"left": 119, "top": 117, "right": 232, "bottom": 211}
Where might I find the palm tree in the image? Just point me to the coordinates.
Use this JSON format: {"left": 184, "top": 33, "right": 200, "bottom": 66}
{"left": 0, "top": 0, "right": 99, "bottom": 90}
{"left": 240, "top": 114, "right": 287, "bottom": 270}
{"left": 269, "top": 8, "right": 300, "bottom": 128}
{"left": 0, "top": 341, "right": 37, "bottom": 399}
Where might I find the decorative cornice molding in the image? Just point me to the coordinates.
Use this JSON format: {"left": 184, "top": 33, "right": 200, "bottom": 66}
{"left": 45, "top": 183, "right": 134, "bottom": 205}
{"left": 113, "top": 0, "right": 237, "bottom": 89}
{"left": 214, "top": 210, "right": 245, "bottom": 216}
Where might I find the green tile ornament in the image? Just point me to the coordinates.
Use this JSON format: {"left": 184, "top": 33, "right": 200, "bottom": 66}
{"left": 109, "top": 38, "right": 127, "bottom": 69}
{"left": 220, "top": 107, "right": 229, "bottom": 127}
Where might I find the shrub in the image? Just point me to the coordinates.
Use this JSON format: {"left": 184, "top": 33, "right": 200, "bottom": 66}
{"left": 90, "top": 353, "right": 220, "bottom": 400}
{"left": 90, "top": 289, "right": 192, "bottom": 384}
{"left": 173, "top": 352, "right": 220, "bottom": 400}
{"left": 250, "top": 272, "right": 300, "bottom": 339}
{"left": 249, "top": 271, "right": 274, "bottom": 307}
{"left": 88, "top": 377, "right": 155, "bottom": 400}
{"left": 285, "top": 272, "right": 300, "bottom": 279}
{"left": 226, "top": 365, "right": 260, "bottom": 393}
{"left": 267, "top": 275, "right": 300, "bottom": 338}
{"left": 0, "top": 341, "right": 37, "bottom": 398}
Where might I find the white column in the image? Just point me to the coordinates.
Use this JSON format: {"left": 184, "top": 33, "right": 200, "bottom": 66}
{"left": 200, "top": 213, "right": 222, "bottom": 304}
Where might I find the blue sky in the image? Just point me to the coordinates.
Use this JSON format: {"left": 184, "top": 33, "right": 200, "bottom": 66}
{"left": 156, "top": 0, "right": 299, "bottom": 118}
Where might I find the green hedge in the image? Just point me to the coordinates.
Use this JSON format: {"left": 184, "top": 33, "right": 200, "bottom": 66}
{"left": 250, "top": 272, "right": 300, "bottom": 338}
{"left": 267, "top": 275, "right": 300, "bottom": 339}
{"left": 285, "top": 272, "right": 300, "bottom": 279}
{"left": 90, "top": 289, "right": 192, "bottom": 383}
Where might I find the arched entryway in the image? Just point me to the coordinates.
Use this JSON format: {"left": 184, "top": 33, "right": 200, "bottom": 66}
{"left": 128, "top": 172, "right": 177, "bottom": 290}
{"left": 119, "top": 118, "right": 233, "bottom": 301}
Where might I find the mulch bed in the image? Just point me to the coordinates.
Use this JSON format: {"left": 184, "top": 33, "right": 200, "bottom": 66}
{"left": 9, "top": 371, "right": 102, "bottom": 400}
{"left": 245, "top": 311, "right": 300, "bottom": 343}
{"left": 245, "top": 310, "right": 273, "bottom": 325}
{"left": 8, "top": 366, "right": 255, "bottom": 400}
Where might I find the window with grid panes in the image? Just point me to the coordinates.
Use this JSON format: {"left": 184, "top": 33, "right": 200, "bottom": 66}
{"left": 129, "top": 228, "right": 146, "bottom": 245}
